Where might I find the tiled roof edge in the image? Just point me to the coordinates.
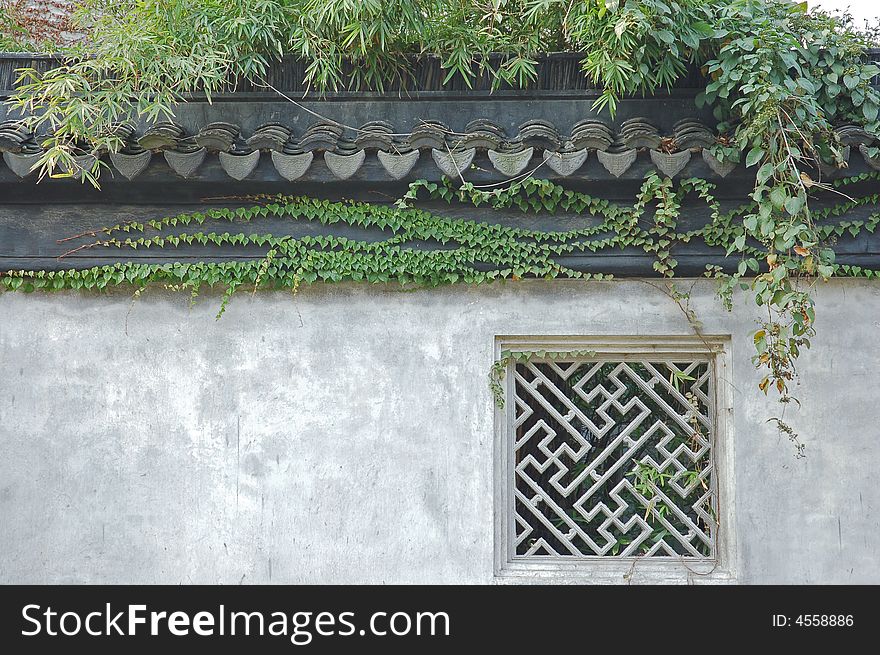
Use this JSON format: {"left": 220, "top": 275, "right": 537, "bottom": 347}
{"left": 2, "top": 117, "right": 876, "bottom": 182}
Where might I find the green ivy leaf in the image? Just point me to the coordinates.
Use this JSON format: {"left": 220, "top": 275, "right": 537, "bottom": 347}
{"left": 784, "top": 195, "right": 804, "bottom": 216}
{"left": 746, "top": 147, "right": 764, "bottom": 168}
{"left": 769, "top": 187, "right": 787, "bottom": 210}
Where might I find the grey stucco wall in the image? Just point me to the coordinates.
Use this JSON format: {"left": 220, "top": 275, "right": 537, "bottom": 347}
{"left": 1, "top": 279, "right": 878, "bottom": 584}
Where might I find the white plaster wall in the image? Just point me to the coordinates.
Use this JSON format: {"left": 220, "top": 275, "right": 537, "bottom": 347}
{"left": 0, "top": 279, "right": 878, "bottom": 583}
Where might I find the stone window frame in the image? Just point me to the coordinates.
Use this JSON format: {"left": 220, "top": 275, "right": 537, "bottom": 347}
{"left": 493, "top": 335, "right": 737, "bottom": 584}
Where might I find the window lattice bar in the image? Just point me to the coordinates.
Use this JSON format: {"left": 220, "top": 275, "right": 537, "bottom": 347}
{"left": 510, "top": 357, "right": 716, "bottom": 559}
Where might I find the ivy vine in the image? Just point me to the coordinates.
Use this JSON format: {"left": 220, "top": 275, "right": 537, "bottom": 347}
{"left": 489, "top": 349, "right": 599, "bottom": 408}
{"left": 3, "top": 172, "right": 880, "bottom": 446}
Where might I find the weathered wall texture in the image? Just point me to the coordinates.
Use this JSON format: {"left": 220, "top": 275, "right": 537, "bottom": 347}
{"left": 1, "top": 279, "right": 878, "bottom": 584}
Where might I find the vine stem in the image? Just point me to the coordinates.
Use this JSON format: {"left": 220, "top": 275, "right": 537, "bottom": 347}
{"left": 56, "top": 229, "right": 104, "bottom": 244}
{"left": 57, "top": 241, "right": 101, "bottom": 259}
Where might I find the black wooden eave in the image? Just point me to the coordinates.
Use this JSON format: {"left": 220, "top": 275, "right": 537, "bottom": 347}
{"left": 2, "top": 53, "right": 880, "bottom": 275}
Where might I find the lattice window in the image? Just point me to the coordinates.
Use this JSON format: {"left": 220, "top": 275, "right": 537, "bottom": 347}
{"left": 496, "top": 340, "right": 729, "bottom": 572}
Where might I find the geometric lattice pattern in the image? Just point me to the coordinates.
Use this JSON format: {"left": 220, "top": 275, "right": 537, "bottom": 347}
{"left": 512, "top": 358, "right": 716, "bottom": 559}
